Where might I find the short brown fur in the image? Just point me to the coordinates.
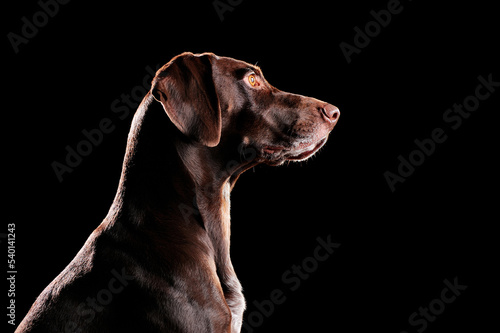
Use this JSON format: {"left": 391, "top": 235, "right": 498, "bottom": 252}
{"left": 16, "top": 52, "right": 339, "bottom": 333}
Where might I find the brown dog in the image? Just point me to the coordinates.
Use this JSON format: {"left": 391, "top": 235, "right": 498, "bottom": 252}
{"left": 16, "top": 52, "right": 339, "bottom": 333}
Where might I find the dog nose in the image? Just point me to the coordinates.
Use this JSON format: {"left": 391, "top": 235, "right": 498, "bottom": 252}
{"left": 320, "top": 104, "right": 340, "bottom": 123}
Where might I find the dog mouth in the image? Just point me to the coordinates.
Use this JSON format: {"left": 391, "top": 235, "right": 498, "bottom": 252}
{"left": 262, "top": 137, "right": 328, "bottom": 163}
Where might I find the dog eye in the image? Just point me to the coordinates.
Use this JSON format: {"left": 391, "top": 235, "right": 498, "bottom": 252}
{"left": 248, "top": 74, "right": 257, "bottom": 86}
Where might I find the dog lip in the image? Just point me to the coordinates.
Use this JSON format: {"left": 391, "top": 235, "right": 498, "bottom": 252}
{"left": 286, "top": 137, "right": 327, "bottom": 161}
{"left": 262, "top": 145, "right": 287, "bottom": 155}
{"left": 261, "top": 136, "right": 327, "bottom": 161}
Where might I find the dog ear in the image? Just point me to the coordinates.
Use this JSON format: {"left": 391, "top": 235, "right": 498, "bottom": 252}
{"left": 151, "top": 52, "right": 221, "bottom": 147}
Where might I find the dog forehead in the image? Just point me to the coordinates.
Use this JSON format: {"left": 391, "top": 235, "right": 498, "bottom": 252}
{"left": 212, "top": 55, "right": 260, "bottom": 76}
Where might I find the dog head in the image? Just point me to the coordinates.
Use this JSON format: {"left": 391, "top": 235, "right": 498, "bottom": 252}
{"left": 152, "top": 52, "right": 339, "bottom": 167}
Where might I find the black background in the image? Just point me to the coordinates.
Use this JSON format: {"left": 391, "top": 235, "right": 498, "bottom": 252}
{"left": 4, "top": 0, "right": 498, "bottom": 332}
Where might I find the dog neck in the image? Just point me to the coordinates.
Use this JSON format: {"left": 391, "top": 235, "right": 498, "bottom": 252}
{"left": 173, "top": 131, "right": 258, "bottom": 270}
{"left": 104, "top": 94, "right": 255, "bottom": 273}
